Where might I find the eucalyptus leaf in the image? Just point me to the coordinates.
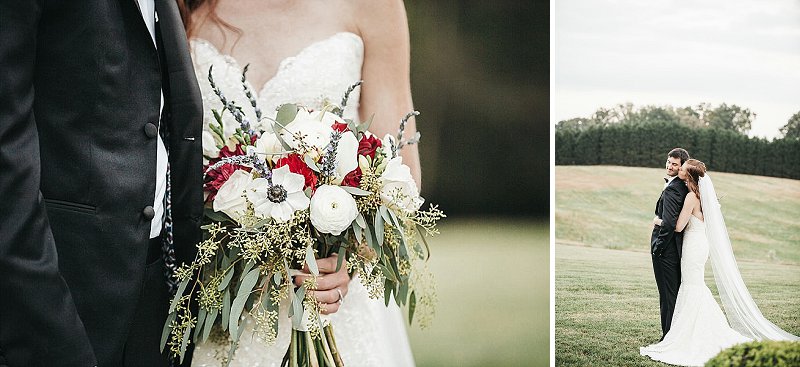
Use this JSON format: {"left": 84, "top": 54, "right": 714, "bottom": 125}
{"left": 340, "top": 186, "right": 372, "bottom": 196}
{"left": 218, "top": 267, "right": 235, "bottom": 291}
{"left": 276, "top": 103, "right": 298, "bottom": 125}
{"left": 386, "top": 207, "right": 401, "bottom": 230}
{"left": 273, "top": 271, "right": 283, "bottom": 286}
{"left": 304, "top": 245, "right": 319, "bottom": 276}
{"left": 194, "top": 308, "right": 207, "bottom": 340}
{"left": 408, "top": 291, "right": 417, "bottom": 324}
{"left": 379, "top": 206, "right": 393, "bottom": 228}
{"left": 355, "top": 213, "right": 367, "bottom": 228}
{"left": 383, "top": 280, "right": 394, "bottom": 306}
{"left": 303, "top": 155, "right": 321, "bottom": 173}
{"left": 230, "top": 267, "right": 261, "bottom": 337}
{"left": 335, "top": 246, "right": 346, "bottom": 273}
{"left": 416, "top": 225, "right": 432, "bottom": 260}
{"left": 179, "top": 323, "right": 191, "bottom": 363}
{"left": 359, "top": 114, "right": 375, "bottom": 133}
{"left": 375, "top": 211, "right": 385, "bottom": 246}
{"left": 204, "top": 208, "right": 232, "bottom": 223}
{"left": 291, "top": 286, "right": 306, "bottom": 329}
{"left": 202, "top": 308, "right": 218, "bottom": 343}
{"left": 169, "top": 279, "right": 189, "bottom": 313}
{"left": 352, "top": 222, "right": 363, "bottom": 246}
{"left": 222, "top": 290, "right": 231, "bottom": 331}
{"left": 160, "top": 312, "right": 176, "bottom": 352}
{"left": 398, "top": 281, "right": 409, "bottom": 307}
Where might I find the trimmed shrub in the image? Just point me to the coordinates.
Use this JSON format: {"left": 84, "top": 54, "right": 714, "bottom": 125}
{"left": 705, "top": 340, "right": 800, "bottom": 367}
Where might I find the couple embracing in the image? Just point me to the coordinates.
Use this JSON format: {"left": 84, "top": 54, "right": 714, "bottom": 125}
{"left": 642, "top": 148, "right": 798, "bottom": 366}
{"left": 1, "top": 1, "right": 416, "bottom": 366}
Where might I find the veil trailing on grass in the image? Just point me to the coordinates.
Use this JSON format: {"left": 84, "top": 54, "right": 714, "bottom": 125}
{"left": 700, "top": 174, "right": 799, "bottom": 341}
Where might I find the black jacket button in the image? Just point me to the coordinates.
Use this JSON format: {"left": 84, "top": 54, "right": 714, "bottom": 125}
{"left": 144, "top": 123, "right": 158, "bottom": 138}
{"left": 142, "top": 206, "right": 156, "bottom": 220}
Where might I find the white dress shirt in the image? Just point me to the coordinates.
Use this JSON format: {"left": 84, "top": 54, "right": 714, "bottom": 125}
{"left": 138, "top": 0, "right": 167, "bottom": 238}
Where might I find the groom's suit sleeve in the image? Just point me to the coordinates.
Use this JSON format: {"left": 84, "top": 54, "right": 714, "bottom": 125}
{"left": 0, "top": 2, "right": 97, "bottom": 366}
{"left": 652, "top": 185, "right": 683, "bottom": 256}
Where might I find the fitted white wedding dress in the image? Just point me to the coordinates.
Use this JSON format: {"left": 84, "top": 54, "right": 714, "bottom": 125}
{"left": 641, "top": 175, "right": 799, "bottom": 366}
{"left": 189, "top": 32, "right": 415, "bottom": 367}
{"left": 640, "top": 215, "right": 750, "bottom": 366}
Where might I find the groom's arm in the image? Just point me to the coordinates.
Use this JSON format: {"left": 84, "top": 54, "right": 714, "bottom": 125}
{"left": 652, "top": 186, "right": 683, "bottom": 256}
{"left": 0, "top": 2, "right": 96, "bottom": 366}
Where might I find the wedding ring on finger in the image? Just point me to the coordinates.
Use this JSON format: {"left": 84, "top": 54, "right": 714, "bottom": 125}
{"left": 336, "top": 288, "right": 344, "bottom": 305}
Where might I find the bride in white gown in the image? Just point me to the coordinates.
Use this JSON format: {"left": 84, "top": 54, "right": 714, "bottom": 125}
{"left": 178, "top": 0, "right": 418, "bottom": 365}
{"left": 641, "top": 159, "right": 799, "bottom": 366}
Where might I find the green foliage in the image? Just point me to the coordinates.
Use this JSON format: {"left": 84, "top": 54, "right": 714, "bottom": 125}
{"left": 705, "top": 341, "right": 800, "bottom": 367}
{"left": 780, "top": 111, "right": 800, "bottom": 140}
{"left": 555, "top": 121, "right": 800, "bottom": 179}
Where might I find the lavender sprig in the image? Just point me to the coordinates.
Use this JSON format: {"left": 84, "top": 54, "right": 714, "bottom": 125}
{"left": 241, "top": 64, "right": 263, "bottom": 122}
{"left": 319, "top": 131, "right": 343, "bottom": 183}
{"left": 204, "top": 151, "right": 271, "bottom": 181}
{"left": 337, "top": 80, "right": 363, "bottom": 118}
{"left": 393, "top": 111, "right": 421, "bottom": 156}
{"left": 207, "top": 66, "right": 255, "bottom": 138}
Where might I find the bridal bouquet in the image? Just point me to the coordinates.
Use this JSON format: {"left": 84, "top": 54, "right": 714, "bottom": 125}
{"left": 161, "top": 66, "right": 443, "bottom": 367}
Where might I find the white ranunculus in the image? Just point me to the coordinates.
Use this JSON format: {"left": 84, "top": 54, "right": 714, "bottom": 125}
{"left": 334, "top": 132, "right": 359, "bottom": 181}
{"left": 380, "top": 157, "right": 423, "bottom": 213}
{"left": 213, "top": 169, "right": 253, "bottom": 222}
{"left": 280, "top": 110, "right": 333, "bottom": 151}
{"left": 253, "top": 132, "right": 285, "bottom": 164}
{"left": 246, "top": 165, "right": 310, "bottom": 222}
{"left": 202, "top": 130, "right": 221, "bottom": 159}
{"left": 309, "top": 185, "right": 359, "bottom": 235}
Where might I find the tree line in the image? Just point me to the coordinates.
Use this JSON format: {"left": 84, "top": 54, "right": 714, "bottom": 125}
{"left": 555, "top": 103, "right": 800, "bottom": 179}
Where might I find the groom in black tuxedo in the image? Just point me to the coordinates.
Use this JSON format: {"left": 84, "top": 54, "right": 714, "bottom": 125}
{"left": 0, "top": 1, "right": 202, "bottom": 366}
{"left": 650, "top": 147, "right": 690, "bottom": 339}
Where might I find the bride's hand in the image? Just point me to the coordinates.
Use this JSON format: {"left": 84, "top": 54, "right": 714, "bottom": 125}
{"left": 653, "top": 216, "right": 663, "bottom": 227}
{"left": 293, "top": 254, "right": 350, "bottom": 315}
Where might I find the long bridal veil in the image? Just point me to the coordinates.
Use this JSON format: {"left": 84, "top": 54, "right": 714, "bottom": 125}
{"left": 700, "top": 174, "right": 799, "bottom": 341}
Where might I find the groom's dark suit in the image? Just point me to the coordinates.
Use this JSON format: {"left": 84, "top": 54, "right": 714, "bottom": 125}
{"left": 0, "top": 1, "right": 202, "bottom": 366}
{"left": 651, "top": 176, "right": 689, "bottom": 338}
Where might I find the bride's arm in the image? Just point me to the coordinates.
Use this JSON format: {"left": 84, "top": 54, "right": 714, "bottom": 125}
{"left": 674, "top": 193, "right": 696, "bottom": 233}
{"left": 354, "top": 0, "right": 422, "bottom": 188}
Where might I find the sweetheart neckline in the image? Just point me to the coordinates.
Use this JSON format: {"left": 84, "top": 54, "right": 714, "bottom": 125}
{"left": 190, "top": 32, "right": 364, "bottom": 98}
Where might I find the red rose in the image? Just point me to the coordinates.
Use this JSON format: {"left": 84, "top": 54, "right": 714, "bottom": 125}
{"left": 358, "top": 134, "right": 382, "bottom": 158}
{"left": 276, "top": 153, "right": 318, "bottom": 190}
{"left": 331, "top": 122, "right": 349, "bottom": 133}
{"left": 204, "top": 163, "right": 251, "bottom": 203}
{"left": 341, "top": 167, "right": 362, "bottom": 188}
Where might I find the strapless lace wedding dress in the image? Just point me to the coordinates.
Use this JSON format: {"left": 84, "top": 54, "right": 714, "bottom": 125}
{"left": 189, "top": 32, "right": 415, "bottom": 367}
{"left": 640, "top": 216, "right": 750, "bottom": 366}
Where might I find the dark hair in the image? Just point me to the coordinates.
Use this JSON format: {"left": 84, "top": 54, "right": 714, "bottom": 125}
{"left": 176, "top": 0, "right": 240, "bottom": 40}
{"left": 683, "top": 159, "right": 706, "bottom": 199}
{"left": 668, "top": 148, "right": 690, "bottom": 165}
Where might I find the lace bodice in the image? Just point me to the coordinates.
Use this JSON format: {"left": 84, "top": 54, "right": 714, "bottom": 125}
{"left": 191, "top": 32, "right": 364, "bottom": 134}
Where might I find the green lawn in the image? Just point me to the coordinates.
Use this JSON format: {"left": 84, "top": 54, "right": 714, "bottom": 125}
{"left": 555, "top": 166, "right": 800, "bottom": 366}
{"left": 556, "top": 166, "right": 800, "bottom": 264}
{"left": 409, "top": 217, "right": 549, "bottom": 367}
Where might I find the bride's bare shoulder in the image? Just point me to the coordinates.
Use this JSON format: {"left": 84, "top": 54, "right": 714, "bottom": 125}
{"left": 350, "top": 0, "right": 408, "bottom": 37}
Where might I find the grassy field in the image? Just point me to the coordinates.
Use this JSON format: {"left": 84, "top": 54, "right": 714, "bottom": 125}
{"left": 556, "top": 243, "right": 800, "bottom": 366}
{"left": 555, "top": 166, "right": 800, "bottom": 366}
{"left": 556, "top": 166, "right": 800, "bottom": 264}
{"left": 409, "top": 217, "right": 549, "bottom": 367}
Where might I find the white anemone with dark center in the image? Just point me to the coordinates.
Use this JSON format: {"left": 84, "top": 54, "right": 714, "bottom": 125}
{"left": 246, "top": 165, "right": 310, "bottom": 222}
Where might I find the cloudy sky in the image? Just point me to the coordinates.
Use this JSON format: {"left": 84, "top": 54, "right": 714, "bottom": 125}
{"left": 554, "top": 0, "right": 800, "bottom": 139}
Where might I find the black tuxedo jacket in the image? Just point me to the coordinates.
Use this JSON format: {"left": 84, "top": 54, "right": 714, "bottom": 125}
{"left": 651, "top": 177, "right": 690, "bottom": 258}
{"left": 0, "top": 1, "right": 203, "bottom": 366}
